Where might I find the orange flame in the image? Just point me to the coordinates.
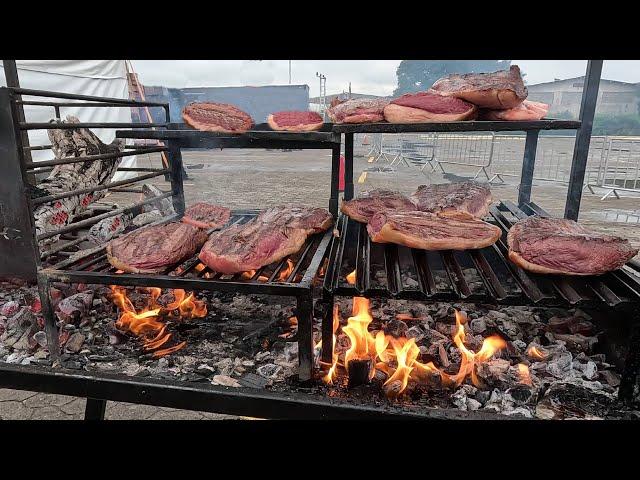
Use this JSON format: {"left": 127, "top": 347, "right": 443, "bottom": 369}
{"left": 194, "top": 263, "right": 205, "bottom": 272}
{"left": 322, "top": 305, "right": 341, "bottom": 385}
{"left": 278, "top": 259, "right": 294, "bottom": 281}
{"left": 241, "top": 270, "right": 256, "bottom": 280}
{"left": 164, "top": 289, "right": 207, "bottom": 318}
{"left": 346, "top": 269, "right": 356, "bottom": 285}
{"left": 518, "top": 363, "right": 532, "bottom": 386}
{"left": 383, "top": 338, "right": 420, "bottom": 398}
{"left": 343, "top": 297, "right": 376, "bottom": 374}
{"left": 318, "top": 258, "right": 328, "bottom": 277}
{"left": 450, "top": 310, "right": 506, "bottom": 387}
{"left": 526, "top": 345, "right": 548, "bottom": 361}
{"left": 258, "top": 275, "right": 269, "bottom": 282}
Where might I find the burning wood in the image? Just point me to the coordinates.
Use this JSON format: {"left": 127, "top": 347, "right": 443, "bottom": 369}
{"left": 346, "top": 269, "right": 356, "bottom": 285}
{"left": 517, "top": 363, "right": 533, "bottom": 386}
{"left": 278, "top": 259, "right": 294, "bottom": 281}
{"left": 109, "top": 285, "right": 206, "bottom": 358}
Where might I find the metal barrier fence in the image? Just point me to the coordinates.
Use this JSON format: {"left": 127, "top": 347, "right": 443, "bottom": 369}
{"left": 354, "top": 133, "right": 640, "bottom": 198}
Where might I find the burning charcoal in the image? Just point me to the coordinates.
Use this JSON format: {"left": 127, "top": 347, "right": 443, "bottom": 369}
{"left": 257, "top": 363, "right": 283, "bottom": 379}
{"left": 434, "top": 304, "right": 453, "bottom": 320}
{"left": 435, "top": 322, "right": 454, "bottom": 336}
{"left": 55, "top": 291, "right": 94, "bottom": 325}
{"left": 470, "top": 317, "right": 487, "bottom": 334}
{"left": 476, "top": 358, "right": 511, "bottom": 386}
{"left": 546, "top": 351, "right": 574, "bottom": 379}
{"left": 535, "top": 382, "right": 614, "bottom": 420}
{"left": 215, "top": 358, "right": 234, "bottom": 376}
{"left": 347, "top": 359, "right": 372, "bottom": 388}
{"left": 32, "top": 330, "right": 47, "bottom": 348}
{"left": 283, "top": 342, "right": 298, "bottom": 363}
{"left": 6, "top": 351, "right": 28, "bottom": 364}
{"left": 438, "top": 343, "right": 450, "bottom": 367}
{"left": 569, "top": 320, "right": 594, "bottom": 336}
{"left": 406, "top": 326, "right": 425, "bottom": 342}
{"left": 0, "top": 301, "right": 20, "bottom": 317}
{"left": 548, "top": 315, "right": 576, "bottom": 333}
{"left": 552, "top": 333, "right": 598, "bottom": 354}
{"left": 573, "top": 360, "right": 598, "bottom": 380}
{"left": 383, "top": 379, "right": 404, "bottom": 398}
{"left": 255, "top": 351, "right": 272, "bottom": 362}
{"left": 452, "top": 384, "right": 478, "bottom": 410}
{"left": 383, "top": 318, "right": 408, "bottom": 338}
{"left": 374, "top": 368, "right": 388, "bottom": 383}
{"left": 211, "top": 375, "right": 241, "bottom": 388}
{"left": 598, "top": 370, "right": 621, "bottom": 387}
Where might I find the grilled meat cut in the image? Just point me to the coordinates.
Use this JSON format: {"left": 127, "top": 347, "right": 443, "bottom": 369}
{"left": 327, "top": 98, "right": 389, "bottom": 124}
{"left": 507, "top": 216, "right": 638, "bottom": 275}
{"left": 267, "top": 111, "right": 324, "bottom": 131}
{"left": 481, "top": 100, "right": 549, "bottom": 121}
{"left": 182, "top": 102, "right": 254, "bottom": 133}
{"left": 198, "top": 206, "right": 333, "bottom": 274}
{"left": 411, "top": 181, "right": 493, "bottom": 218}
{"left": 107, "top": 222, "right": 209, "bottom": 274}
{"left": 340, "top": 190, "right": 417, "bottom": 223}
{"left": 384, "top": 92, "right": 477, "bottom": 123}
{"left": 430, "top": 65, "right": 528, "bottom": 110}
{"left": 181, "top": 203, "right": 231, "bottom": 229}
{"left": 368, "top": 211, "right": 502, "bottom": 250}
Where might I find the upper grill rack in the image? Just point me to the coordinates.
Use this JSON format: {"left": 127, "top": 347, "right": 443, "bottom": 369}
{"left": 323, "top": 200, "right": 640, "bottom": 309}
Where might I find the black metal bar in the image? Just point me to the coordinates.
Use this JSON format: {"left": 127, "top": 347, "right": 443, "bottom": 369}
{"left": 384, "top": 244, "right": 402, "bottom": 296}
{"left": 331, "top": 119, "right": 581, "bottom": 134}
{"left": 355, "top": 222, "right": 370, "bottom": 293}
{"left": 440, "top": 251, "right": 471, "bottom": 298}
{"left": 18, "top": 100, "right": 167, "bottom": 108}
{"left": 296, "top": 294, "right": 314, "bottom": 382}
{"left": 287, "top": 241, "right": 314, "bottom": 283}
{"left": 115, "top": 167, "right": 166, "bottom": 172}
{"left": 619, "top": 315, "right": 640, "bottom": 404}
{"left": 32, "top": 170, "right": 169, "bottom": 206}
{"left": 84, "top": 398, "right": 107, "bottom": 420}
{"left": 166, "top": 141, "right": 185, "bottom": 216}
{"left": 25, "top": 144, "right": 52, "bottom": 151}
{"left": 300, "top": 230, "right": 334, "bottom": 286}
{"left": 344, "top": 133, "right": 354, "bottom": 200}
{"left": 24, "top": 146, "right": 166, "bottom": 169}
{"left": 21, "top": 122, "right": 168, "bottom": 130}
{"left": 469, "top": 250, "right": 508, "bottom": 300}
{"left": 40, "top": 235, "right": 89, "bottom": 260}
{"left": 411, "top": 249, "right": 435, "bottom": 296}
{"left": 37, "top": 272, "right": 60, "bottom": 359}
{"left": 329, "top": 145, "right": 340, "bottom": 217}
{"left": 517, "top": 130, "right": 540, "bottom": 208}
{"left": 9, "top": 87, "right": 169, "bottom": 107}
{"left": 37, "top": 193, "right": 173, "bottom": 241}
{"left": 565, "top": 60, "right": 604, "bottom": 221}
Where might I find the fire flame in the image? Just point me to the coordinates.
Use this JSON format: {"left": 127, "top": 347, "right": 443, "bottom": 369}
{"left": 109, "top": 285, "right": 207, "bottom": 357}
{"left": 526, "top": 345, "right": 548, "bottom": 361}
{"left": 518, "top": 363, "right": 533, "bottom": 386}
{"left": 343, "top": 297, "right": 376, "bottom": 373}
{"left": 449, "top": 310, "right": 506, "bottom": 387}
{"left": 322, "top": 305, "right": 341, "bottom": 385}
{"left": 241, "top": 270, "right": 256, "bottom": 280}
{"left": 278, "top": 259, "right": 294, "bottom": 281}
{"left": 346, "top": 269, "right": 356, "bottom": 285}
{"left": 195, "top": 263, "right": 205, "bottom": 272}
{"left": 383, "top": 337, "right": 420, "bottom": 398}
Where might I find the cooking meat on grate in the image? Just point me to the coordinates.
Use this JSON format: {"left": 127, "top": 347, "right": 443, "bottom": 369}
{"left": 181, "top": 203, "right": 231, "bottom": 229}
{"left": 340, "top": 190, "right": 417, "bottom": 223}
{"left": 107, "top": 222, "right": 209, "bottom": 274}
{"left": 182, "top": 102, "right": 254, "bottom": 133}
{"left": 430, "top": 65, "right": 528, "bottom": 110}
{"left": 327, "top": 98, "right": 389, "bottom": 124}
{"left": 267, "top": 111, "right": 324, "bottom": 132}
{"left": 368, "top": 210, "right": 502, "bottom": 250}
{"left": 411, "top": 181, "right": 493, "bottom": 219}
{"left": 507, "top": 216, "right": 638, "bottom": 275}
{"left": 198, "top": 206, "right": 333, "bottom": 274}
{"left": 480, "top": 100, "right": 549, "bottom": 121}
{"left": 384, "top": 92, "right": 477, "bottom": 123}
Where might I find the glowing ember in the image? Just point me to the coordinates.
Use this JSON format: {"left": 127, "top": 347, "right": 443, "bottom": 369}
{"left": 449, "top": 310, "right": 506, "bottom": 387}
{"left": 318, "top": 258, "right": 328, "bottom": 277}
{"left": 278, "top": 259, "right": 294, "bottom": 281}
{"left": 115, "top": 270, "right": 124, "bottom": 274}
{"left": 322, "top": 305, "right": 341, "bottom": 385}
{"left": 109, "top": 285, "right": 207, "bottom": 357}
{"left": 195, "top": 263, "right": 206, "bottom": 272}
{"left": 241, "top": 270, "right": 256, "bottom": 280}
{"left": 346, "top": 269, "right": 356, "bottom": 285}
{"left": 527, "top": 345, "right": 548, "bottom": 361}
{"left": 258, "top": 275, "right": 269, "bottom": 282}
{"left": 518, "top": 363, "right": 533, "bottom": 386}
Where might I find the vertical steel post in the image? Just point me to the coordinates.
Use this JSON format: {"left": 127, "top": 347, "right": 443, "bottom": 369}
{"left": 166, "top": 139, "right": 185, "bottom": 216}
{"left": 517, "top": 130, "right": 540, "bottom": 208}
{"left": 321, "top": 291, "right": 334, "bottom": 364}
{"left": 565, "top": 60, "right": 603, "bottom": 220}
{"left": 329, "top": 144, "right": 340, "bottom": 217}
{"left": 84, "top": 398, "right": 107, "bottom": 420}
{"left": 37, "top": 273, "right": 60, "bottom": 358}
{"left": 296, "top": 294, "right": 314, "bottom": 382}
{"left": 344, "top": 133, "right": 355, "bottom": 200}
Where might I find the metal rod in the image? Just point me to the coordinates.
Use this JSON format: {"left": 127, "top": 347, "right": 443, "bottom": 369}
{"left": 565, "top": 60, "right": 604, "bottom": 220}
{"left": 517, "top": 130, "right": 540, "bottom": 207}
{"left": 18, "top": 100, "right": 167, "bottom": 108}
{"left": 329, "top": 145, "right": 340, "bottom": 217}
{"left": 37, "top": 193, "right": 173, "bottom": 241}
{"left": 296, "top": 294, "right": 314, "bottom": 382}
{"left": 344, "top": 133, "right": 354, "bottom": 200}
{"left": 40, "top": 234, "right": 89, "bottom": 260}
{"left": 9, "top": 87, "right": 169, "bottom": 107}
{"left": 166, "top": 141, "right": 185, "bottom": 215}
{"left": 32, "top": 170, "right": 169, "bottom": 206}
{"left": 24, "top": 146, "right": 166, "bottom": 169}
{"left": 20, "top": 122, "right": 168, "bottom": 130}
{"left": 84, "top": 398, "right": 107, "bottom": 420}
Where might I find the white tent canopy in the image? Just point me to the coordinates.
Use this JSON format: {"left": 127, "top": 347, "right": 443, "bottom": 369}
{"left": 0, "top": 60, "right": 137, "bottom": 181}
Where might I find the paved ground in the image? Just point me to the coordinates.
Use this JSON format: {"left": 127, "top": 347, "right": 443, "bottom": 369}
{"left": 2, "top": 145, "right": 639, "bottom": 420}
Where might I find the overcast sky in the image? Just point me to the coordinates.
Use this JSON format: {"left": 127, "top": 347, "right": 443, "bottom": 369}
{"left": 131, "top": 60, "right": 640, "bottom": 98}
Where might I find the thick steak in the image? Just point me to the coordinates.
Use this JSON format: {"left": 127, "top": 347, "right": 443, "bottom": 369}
{"left": 267, "top": 111, "right": 324, "bottom": 132}
{"left": 430, "top": 65, "right": 528, "bottom": 109}
{"left": 341, "top": 190, "right": 417, "bottom": 223}
{"left": 368, "top": 211, "right": 501, "bottom": 250}
{"left": 198, "top": 206, "right": 333, "bottom": 274}
{"left": 327, "top": 98, "right": 389, "bottom": 124}
{"left": 107, "top": 222, "right": 208, "bottom": 274}
{"left": 182, "top": 102, "right": 254, "bottom": 133}
{"left": 507, "top": 216, "right": 638, "bottom": 275}
{"left": 384, "top": 92, "right": 477, "bottom": 123}
{"left": 411, "top": 181, "right": 493, "bottom": 218}
{"left": 182, "top": 203, "right": 231, "bottom": 229}
{"left": 481, "top": 100, "right": 549, "bottom": 121}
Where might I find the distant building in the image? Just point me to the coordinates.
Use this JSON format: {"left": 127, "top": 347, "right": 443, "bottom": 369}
{"left": 143, "top": 84, "right": 310, "bottom": 124}
{"left": 527, "top": 77, "right": 640, "bottom": 117}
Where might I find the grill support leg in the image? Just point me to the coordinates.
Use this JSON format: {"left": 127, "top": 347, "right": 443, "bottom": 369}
{"left": 84, "top": 398, "right": 107, "bottom": 420}
{"left": 296, "top": 294, "right": 314, "bottom": 382}
{"left": 517, "top": 130, "right": 539, "bottom": 208}
{"left": 619, "top": 318, "right": 640, "bottom": 405}
{"left": 344, "top": 133, "right": 354, "bottom": 201}
{"left": 321, "top": 292, "right": 335, "bottom": 364}
{"left": 37, "top": 273, "right": 60, "bottom": 359}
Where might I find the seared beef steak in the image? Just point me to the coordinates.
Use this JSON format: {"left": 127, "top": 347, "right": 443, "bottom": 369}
{"left": 481, "top": 100, "right": 549, "bottom": 121}
{"left": 327, "top": 98, "right": 389, "bottom": 124}
{"left": 430, "top": 65, "right": 527, "bottom": 110}
{"left": 384, "top": 92, "right": 477, "bottom": 123}
{"left": 182, "top": 102, "right": 253, "bottom": 133}
{"left": 341, "top": 190, "right": 417, "bottom": 223}
{"left": 198, "top": 206, "right": 333, "bottom": 274}
{"left": 507, "top": 216, "right": 638, "bottom": 275}
{"left": 107, "top": 222, "right": 209, "bottom": 274}
{"left": 267, "top": 111, "right": 324, "bottom": 132}
{"left": 368, "top": 211, "right": 502, "bottom": 250}
{"left": 411, "top": 181, "right": 493, "bottom": 218}
{"left": 182, "top": 203, "right": 231, "bottom": 229}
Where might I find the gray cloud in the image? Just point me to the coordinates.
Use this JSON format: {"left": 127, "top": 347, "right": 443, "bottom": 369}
{"left": 132, "top": 60, "right": 640, "bottom": 97}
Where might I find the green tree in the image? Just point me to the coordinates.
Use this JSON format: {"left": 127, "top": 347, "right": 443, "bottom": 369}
{"left": 393, "top": 60, "right": 513, "bottom": 96}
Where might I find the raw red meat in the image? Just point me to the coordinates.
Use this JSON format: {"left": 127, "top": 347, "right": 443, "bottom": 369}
{"left": 481, "top": 100, "right": 550, "bottom": 121}
{"left": 182, "top": 102, "right": 254, "bottom": 133}
{"left": 430, "top": 65, "right": 528, "bottom": 109}
{"left": 411, "top": 181, "right": 493, "bottom": 218}
{"left": 507, "top": 216, "right": 638, "bottom": 275}
{"left": 327, "top": 98, "right": 389, "bottom": 124}
{"left": 384, "top": 92, "right": 477, "bottom": 123}
{"left": 267, "top": 111, "right": 324, "bottom": 131}
{"left": 182, "top": 203, "right": 231, "bottom": 229}
{"left": 340, "top": 190, "right": 417, "bottom": 223}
